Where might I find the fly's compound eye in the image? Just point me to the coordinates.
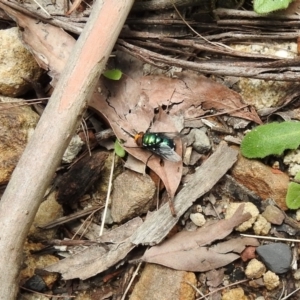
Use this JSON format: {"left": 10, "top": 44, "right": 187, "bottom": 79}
{"left": 134, "top": 132, "right": 144, "bottom": 147}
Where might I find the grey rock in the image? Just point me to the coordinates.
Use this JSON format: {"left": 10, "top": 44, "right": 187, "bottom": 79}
{"left": 256, "top": 243, "right": 291, "bottom": 274}
{"left": 191, "top": 128, "right": 211, "bottom": 153}
{"left": 262, "top": 205, "right": 285, "bottom": 225}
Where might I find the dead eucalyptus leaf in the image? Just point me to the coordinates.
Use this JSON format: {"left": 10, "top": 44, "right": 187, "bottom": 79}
{"left": 90, "top": 61, "right": 261, "bottom": 196}
{"left": 90, "top": 76, "right": 183, "bottom": 199}
{"left": 141, "top": 205, "right": 259, "bottom": 271}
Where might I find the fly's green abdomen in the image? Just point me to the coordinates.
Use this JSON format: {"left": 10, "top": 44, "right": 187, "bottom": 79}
{"left": 142, "top": 133, "right": 175, "bottom": 150}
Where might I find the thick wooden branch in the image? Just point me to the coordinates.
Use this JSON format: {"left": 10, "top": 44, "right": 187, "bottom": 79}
{"left": 0, "top": 0, "right": 134, "bottom": 298}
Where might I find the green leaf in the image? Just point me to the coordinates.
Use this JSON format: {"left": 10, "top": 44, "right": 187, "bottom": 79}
{"left": 114, "top": 139, "right": 126, "bottom": 158}
{"left": 286, "top": 172, "right": 300, "bottom": 209}
{"left": 286, "top": 185, "right": 300, "bottom": 210}
{"left": 254, "top": 0, "right": 294, "bottom": 14}
{"left": 103, "top": 69, "right": 122, "bottom": 80}
{"left": 241, "top": 121, "right": 300, "bottom": 158}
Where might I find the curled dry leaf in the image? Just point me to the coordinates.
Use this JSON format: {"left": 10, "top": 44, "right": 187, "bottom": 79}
{"left": 141, "top": 205, "right": 259, "bottom": 272}
{"left": 90, "top": 76, "right": 184, "bottom": 198}
{"left": 90, "top": 56, "right": 261, "bottom": 196}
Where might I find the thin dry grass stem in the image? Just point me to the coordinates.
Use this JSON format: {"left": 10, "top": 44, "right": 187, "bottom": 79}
{"left": 0, "top": 98, "right": 47, "bottom": 111}
{"left": 200, "top": 105, "right": 250, "bottom": 119}
{"left": 241, "top": 234, "right": 300, "bottom": 243}
{"left": 212, "top": 203, "right": 221, "bottom": 220}
{"left": 278, "top": 280, "right": 286, "bottom": 300}
{"left": 196, "top": 279, "right": 249, "bottom": 300}
{"left": 120, "top": 262, "right": 142, "bottom": 300}
{"left": 80, "top": 119, "right": 91, "bottom": 156}
{"left": 184, "top": 280, "right": 208, "bottom": 300}
{"left": 71, "top": 210, "right": 95, "bottom": 240}
{"left": 82, "top": 0, "right": 91, "bottom": 8}
{"left": 20, "top": 286, "right": 76, "bottom": 297}
{"left": 281, "top": 286, "right": 300, "bottom": 300}
{"left": 32, "top": 0, "right": 51, "bottom": 16}
{"left": 156, "top": 179, "right": 160, "bottom": 211}
{"left": 171, "top": 0, "right": 228, "bottom": 51}
{"left": 99, "top": 151, "right": 115, "bottom": 236}
{"left": 79, "top": 213, "right": 94, "bottom": 240}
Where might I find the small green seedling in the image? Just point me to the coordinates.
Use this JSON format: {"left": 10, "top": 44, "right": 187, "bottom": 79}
{"left": 241, "top": 122, "right": 300, "bottom": 159}
{"left": 103, "top": 69, "right": 122, "bottom": 80}
{"left": 286, "top": 171, "right": 300, "bottom": 209}
{"left": 254, "top": 0, "right": 294, "bottom": 14}
{"left": 114, "top": 139, "right": 126, "bottom": 158}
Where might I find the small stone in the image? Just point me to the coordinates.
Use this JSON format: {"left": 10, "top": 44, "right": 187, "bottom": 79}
{"left": 190, "top": 212, "right": 206, "bottom": 227}
{"left": 0, "top": 96, "right": 39, "bottom": 184}
{"left": 231, "top": 152, "right": 289, "bottom": 210}
{"left": 0, "top": 27, "right": 42, "bottom": 96}
{"left": 225, "top": 202, "right": 259, "bottom": 232}
{"left": 111, "top": 170, "right": 156, "bottom": 223}
{"left": 241, "top": 246, "right": 257, "bottom": 262}
{"left": 222, "top": 287, "right": 248, "bottom": 300}
{"left": 296, "top": 209, "right": 300, "bottom": 221}
{"left": 293, "top": 269, "right": 300, "bottom": 280}
{"left": 21, "top": 241, "right": 59, "bottom": 289}
{"left": 101, "top": 208, "right": 114, "bottom": 225}
{"left": 130, "top": 264, "right": 196, "bottom": 300}
{"left": 191, "top": 129, "right": 211, "bottom": 153}
{"left": 249, "top": 278, "right": 264, "bottom": 288}
{"left": 29, "top": 191, "right": 63, "bottom": 240}
{"left": 263, "top": 271, "right": 280, "bottom": 290}
{"left": 253, "top": 215, "right": 271, "bottom": 235}
{"left": 245, "top": 259, "right": 266, "bottom": 279}
{"left": 23, "top": 274, "right": 47, "bottom": 292}
{"left": 262, "top": 205, "right": 285, "bottom": 225}
{"left": 284, "top": 150, "right": 300, "bottom": 176}
{"left": 256, "top": 243, "right": 291, "bottom": 274}
{"left": 237, "top": 76, "right": 294, "bottom": 110}
{"left": 62, "top": 135, "right": 84, "bottom": 164}
{"left": 196, "top": 205, "right": 203, "bottom": 213}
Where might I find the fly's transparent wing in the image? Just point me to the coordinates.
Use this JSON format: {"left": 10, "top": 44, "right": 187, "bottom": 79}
{"left": 151, "top": 144, "right": 182, "bottom": 162}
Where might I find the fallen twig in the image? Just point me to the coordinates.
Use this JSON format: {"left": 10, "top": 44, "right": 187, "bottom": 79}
{"left": 0, "top": 0, "right": 134, "bottom": 298}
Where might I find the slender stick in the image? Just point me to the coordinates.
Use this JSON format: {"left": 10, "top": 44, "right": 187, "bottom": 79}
{"left": 99, "top": 151, "right": 115, "bottom": 236}
{"left": 0, "top": 0, "right": 134, "bottom": 298}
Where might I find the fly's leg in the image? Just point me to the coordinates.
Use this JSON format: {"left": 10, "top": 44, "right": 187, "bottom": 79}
{"left": 145, "top": 153, "right": 154, "bottom": 167}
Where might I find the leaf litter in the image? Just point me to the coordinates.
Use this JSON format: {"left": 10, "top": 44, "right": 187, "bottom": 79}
{"left": 141, "top": 205, "right": 259, "bottom": 272}
{"left": 0, "top": 4, "right": 273, "bottom": 296}
{"left": 45, "top": 217, "right": 143, "bottom": 280}
{"left": 44, "top": 143, "right": 242, "bottom": 280}
{"left": 89, "top": 52, "right": 261, "bottom": 196}
{"left": 0, "top": 7, "right": 261, "bottom": 195}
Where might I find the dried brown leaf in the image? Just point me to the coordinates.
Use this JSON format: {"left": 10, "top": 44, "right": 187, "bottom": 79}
{"left": 141, "top": 206, "right": 259, "bottom": 271}
{"left": 90, "top": 76, "right": 183, "bottom": 198}
{"left": 206, "top": 269, "right": 225, "bottom": 288}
